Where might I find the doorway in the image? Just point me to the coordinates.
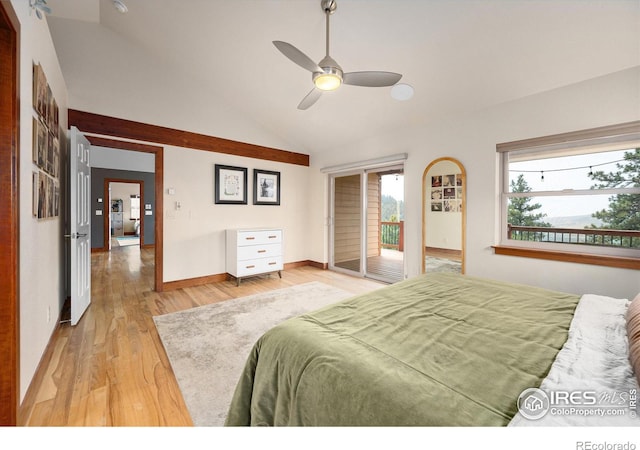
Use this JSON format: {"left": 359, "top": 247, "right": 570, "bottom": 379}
{"left": 85, "top": 137, "right": 164, "bottom": 292}
{"left": 329, "top": 165, "right": 405, "bottom": 283}
{"left": 106, "top": 180, "right": 143, "bottom": 250}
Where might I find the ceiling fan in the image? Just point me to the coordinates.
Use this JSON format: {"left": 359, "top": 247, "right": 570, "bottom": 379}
{"left": 273, "top": 0, "right": 402, "bottom": 110}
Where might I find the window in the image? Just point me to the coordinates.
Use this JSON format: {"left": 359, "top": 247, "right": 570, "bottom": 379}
{"left": 496, "top": 121, "right": 640, "bottom": 268}
{"left": 130, "top": 195, "right": 140, "bottom": 220}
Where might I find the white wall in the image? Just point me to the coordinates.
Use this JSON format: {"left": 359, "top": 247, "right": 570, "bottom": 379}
{"left": 163, "top": 147, "right": 310, "bottom": 282}
{"left": 12, "top": 0, "right": 69, "bottom": 402}
{"left": 312, "top": 67, "right": 640, "bottom": 300}
{"left": 91, "top": 146, "right": 154, "bottom": 173}
{"left": 305, "top": 169, "right": 330, "bottom": 265}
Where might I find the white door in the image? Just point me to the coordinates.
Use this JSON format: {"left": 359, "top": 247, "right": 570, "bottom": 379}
{"left": 70, "top": 126, "right": 91, "bottom": 326}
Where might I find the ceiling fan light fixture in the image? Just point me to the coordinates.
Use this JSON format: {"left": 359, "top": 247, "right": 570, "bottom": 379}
{"left": 313, "top": 62, "right": 343, "bottom": 90}
{"left": 314, "top": 72, "right": 342, "bottom": 91}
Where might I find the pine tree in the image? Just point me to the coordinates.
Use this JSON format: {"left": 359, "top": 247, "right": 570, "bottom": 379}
{"left": 589, "top": 148, "right": 640, "bottom": 231}
{"left": 508, "top": 174, "right": 551, "bottom": 227}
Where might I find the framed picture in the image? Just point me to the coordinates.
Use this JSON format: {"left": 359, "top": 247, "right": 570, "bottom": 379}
{"left": 443, "top": 174, "right": 456, "bottom": 187}
{"left": 443, "top": 187, "right": 455, "bottom": 199}
{"left": 33, "top": 63, "right": 48, "bottom": 118}
{"left": 214, "top": 164, "right": 247, "bottom": 204}
{"left": 37, "top": 171, "right": 47, "bottom": 219}
{"left": 52, "top": 98, "right": 59, "bottom": 138}
{"left": 32, "top": 117, "right": 39, "bottom": 164}
{"left": 46, "top": 132, "right": 54, "bottom": 175}
{"left": 38, "top": 126, "right": 47, "bottom": 170}
{"left": 32, "top": 171, "right": 39, "bottom": 217}
{"left": 253, "top": 169, "right": 280, "bottom": 205}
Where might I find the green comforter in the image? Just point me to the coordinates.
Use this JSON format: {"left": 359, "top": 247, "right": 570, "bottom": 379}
{"left": 225, "top": 273, "right": 580, "bottom": 426}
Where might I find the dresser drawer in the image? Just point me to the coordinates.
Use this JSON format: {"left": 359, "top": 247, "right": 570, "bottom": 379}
{"left": 237, "top": 243, "right": 281, "bottom": 261}
{"left": 236, "top": 256, "right": 283, "bottom": 277}
{"left": 236, "top": 230, "right": 282, "bottom": 246}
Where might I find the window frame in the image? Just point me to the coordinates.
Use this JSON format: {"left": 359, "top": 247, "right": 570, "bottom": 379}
{"left": 495, "top": 121, "right": 640, "bottom": 270}
{"left": 130, "top": 194, "right": 140, "bottom": 221}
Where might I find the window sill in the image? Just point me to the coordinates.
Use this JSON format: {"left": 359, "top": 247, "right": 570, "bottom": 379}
{"left": 492, "top": 246, "right": 640, "bottom": 270}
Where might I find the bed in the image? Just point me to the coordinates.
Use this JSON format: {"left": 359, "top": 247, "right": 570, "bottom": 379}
{"left": 224, "top": 272, "right": 640, "bottom": 426}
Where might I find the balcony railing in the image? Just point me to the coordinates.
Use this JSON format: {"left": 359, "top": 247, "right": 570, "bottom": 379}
{"left": 381, "top": 221, "right": 404, "bottom": 252}
{"left": 507, "top": 224, "right": 640, "bottom": 248}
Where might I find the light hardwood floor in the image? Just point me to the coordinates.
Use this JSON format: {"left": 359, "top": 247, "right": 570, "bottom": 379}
{"left": 22, "top": 246, "right": 385, "bottom": 426}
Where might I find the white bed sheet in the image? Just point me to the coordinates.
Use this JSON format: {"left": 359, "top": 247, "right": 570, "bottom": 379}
{"left": 509, "top": 293, "right": 640, "bottom": 426}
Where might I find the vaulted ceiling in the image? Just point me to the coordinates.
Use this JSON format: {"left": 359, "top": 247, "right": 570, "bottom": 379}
{"left": 45, "top": 0, "right": 640, "bottom": 156}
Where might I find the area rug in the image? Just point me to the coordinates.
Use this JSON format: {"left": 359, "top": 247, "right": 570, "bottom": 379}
{"left": 116, "top": 235, "right": 139, "bottom": 246}
{"left": 425, "top": 256, "right": 461, "bottom": 273}
{"left": 153, "top": 281, "right": 356, "bottom": 426}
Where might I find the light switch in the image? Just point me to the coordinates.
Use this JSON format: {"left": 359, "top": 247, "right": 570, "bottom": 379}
{"left": 96, "top": 210, "right": 103, "bottom": 216}
{"left": 168, "top": 188, "right": 175, "bottom": 195}
{"left": 97, "top": 198, "right": 103, "bottom": 203}
{"left": 145, "top": 210, "right": 153, "bottom": 216}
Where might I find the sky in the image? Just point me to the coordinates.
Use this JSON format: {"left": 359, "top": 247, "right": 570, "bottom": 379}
{"left": 508, "top": 148, "right": 630, "bottom": 218}
{"left": 381, "top": 173, "right": 404, "bottom": 201}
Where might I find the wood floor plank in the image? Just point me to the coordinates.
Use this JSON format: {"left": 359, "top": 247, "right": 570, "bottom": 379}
{"left": 22, "top": 246, "right": 385, "bottom": 426}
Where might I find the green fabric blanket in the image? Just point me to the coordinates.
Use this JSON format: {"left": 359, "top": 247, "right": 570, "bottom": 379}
{"left": 225, "top": 273, "right": 580, "bottom": 426}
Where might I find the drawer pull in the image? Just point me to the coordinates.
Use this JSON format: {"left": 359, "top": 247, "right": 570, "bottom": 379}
{"left": 268, "top": 235, "right": 277, "bottom": 239}
{"left": 245, "top": 236, "right": 255, "bottom": 240}
{"left": 257, "top": 250, "right": 267, "bottom": 253}
{"left": 268, "top": 262, "right": 277, "bottom": 266}
{"left": 245, "top": 265, "right": 256, "bottom": 269}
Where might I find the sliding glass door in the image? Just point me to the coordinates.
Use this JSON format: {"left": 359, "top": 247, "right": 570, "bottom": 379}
{"left": 329, "top": 165, "right": 404, "bottom": 283}
{"left": 331, "top": 173, "right": 363, "bottom": 274}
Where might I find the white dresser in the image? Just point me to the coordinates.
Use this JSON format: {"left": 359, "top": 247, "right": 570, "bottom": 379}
{"left": 226, "top": 228, "right": 283, "bottom": 286}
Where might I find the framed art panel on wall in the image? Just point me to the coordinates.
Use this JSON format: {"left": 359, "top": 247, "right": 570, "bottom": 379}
{"left": 215, "top": 164, "right": 248, "bottom": 204}
{"left": 253, "top": 169, "right": 280, "bottom": 205}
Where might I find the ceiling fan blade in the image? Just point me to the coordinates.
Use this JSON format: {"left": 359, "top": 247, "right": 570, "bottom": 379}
{"left": 38, "top": 4, "right": 52, "bottom": 14}
{"left": 343, "top": 71, "right": 403, "bottom": 87}
{"left": 298, "top": 88, "right": 323, "bottom": 110}
{"left": 273, "top": 41, "right": 323, "bottom": 73}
